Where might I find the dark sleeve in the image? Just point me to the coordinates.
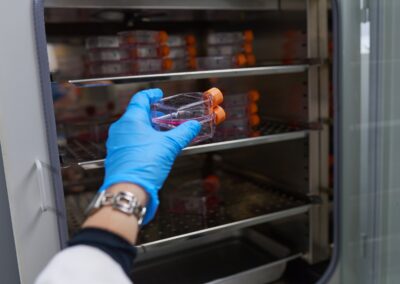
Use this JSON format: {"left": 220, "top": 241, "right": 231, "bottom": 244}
{"left": 68, "top": 228, "right": 137, "bottom": 276}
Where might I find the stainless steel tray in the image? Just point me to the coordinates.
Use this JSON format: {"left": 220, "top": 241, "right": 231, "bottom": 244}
{"left": 133, "top": 229, "right": 301, "bottom": 284}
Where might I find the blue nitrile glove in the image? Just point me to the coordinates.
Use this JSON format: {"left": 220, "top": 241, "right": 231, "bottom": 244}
{"left": 99, "top": 88, "right": 201, "bottom": 224}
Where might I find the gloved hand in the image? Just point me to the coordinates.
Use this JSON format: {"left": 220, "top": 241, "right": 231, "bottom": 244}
{"left": 99, "top": 88, "right": 201, "bottom": 224}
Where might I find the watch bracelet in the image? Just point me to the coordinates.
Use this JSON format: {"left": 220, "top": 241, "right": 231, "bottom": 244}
{"left": 85, "top": 190, "right": 147, "bottom": 225}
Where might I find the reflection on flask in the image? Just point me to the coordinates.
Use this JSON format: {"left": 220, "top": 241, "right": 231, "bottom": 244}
{"left": 207, "top": 43, "right": 253, "bottom": 56}
{"left": 118, "top": 30, "right": 168, "bottom": 45}
{"left": 190, "top": 54, "right": 247, "bottom": 70}
{"left": 207, "top": 30, "right": 254, "bottom": 45}
{"left": 151, "top": 88, "right": 225, "bottom": 144}
{"left": 88, "top": 58, "right": 173, "bottom": 76}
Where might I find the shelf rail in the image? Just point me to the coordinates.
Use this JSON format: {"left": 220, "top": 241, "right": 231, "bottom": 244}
{"left": 60, "top": 125, "right": 309, "bottom": 170}
{"left": 139, "top": 205, "right": 310, "bottom": 250}
{"left": 69, "top": 64, "right": 309, "bottom": 86}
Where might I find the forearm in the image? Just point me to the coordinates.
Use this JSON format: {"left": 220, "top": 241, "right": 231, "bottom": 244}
{"left": 68, "top": 183, "right": 148, "bottom": 278}
{"left": 82, "top": 183, "right": 149, "bottom": 244}
{"left": 36, "top": 88, "right": 200, "bottom": 284}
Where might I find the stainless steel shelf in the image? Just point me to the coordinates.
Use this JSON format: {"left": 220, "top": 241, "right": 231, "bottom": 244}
{"left": 61, "top": 130, "right": 308, "bottom": 170}
{"left": 182, "top": 130, "right": 307, "bottom": 156}
{"left": 65, "top": 169, "right": 311, "bottom": 250}
{"left": 139, "top": 205, "right": 310, "bottom": 250}
{"left": 137, "top": 167, "right": 311, "bottom": 247}
{"left": 134, "top": 229, "right": 301, "bottom": 284}
{"left": 69, "top": 65, "right": 308, "bottom": 86}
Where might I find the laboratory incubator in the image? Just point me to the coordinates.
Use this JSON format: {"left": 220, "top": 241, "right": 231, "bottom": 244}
{"left": 3, "top": 0, "right": 400, "bottom": 283}
{"left": 44, "top": 6, "right": 331, "bottom": 282}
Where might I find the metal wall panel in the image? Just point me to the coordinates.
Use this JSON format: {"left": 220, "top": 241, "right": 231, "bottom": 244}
{"left": 0, "top": 0, "right": 61, "bottom": 282}
{"left": 306, "top": 0, "right": 330, "bottom": 263}
{"left": 0, "top": 144, "right": 20, "bottom": 284}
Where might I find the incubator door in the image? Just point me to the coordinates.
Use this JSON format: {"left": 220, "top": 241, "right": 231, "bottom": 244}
{"left": 338, "top": 0, "right": 400, "bottom": 283}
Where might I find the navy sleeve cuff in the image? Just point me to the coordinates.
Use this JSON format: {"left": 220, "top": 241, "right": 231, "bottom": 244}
{"left": 68, "top": 228, "right": 137, "bottom": 276}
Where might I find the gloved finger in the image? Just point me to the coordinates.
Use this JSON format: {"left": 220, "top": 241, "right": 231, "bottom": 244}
{"left": 128, "top": 88, "right": 163, "bottom": 107}
{"left": 123, "top": 88, "right": 163, "bottom": 123}
{"left": 166, "top": 120, "right": 201, "bottom": 149}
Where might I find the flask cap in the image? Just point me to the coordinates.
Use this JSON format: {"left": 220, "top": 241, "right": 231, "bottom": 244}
{"left": 249, "top": 114, "right": 260, "bottom": 126}
{"left": 204, "top": 87, "right": 224, "bottom": 106}
{"left": 248, "top": 90, "right": 260, "bottom": 102}
{"left": 158, "top": 31, "right": 168, "bottom": 43}
{"left": 244, "top": 30, "right": 254, "bottom": 42}
{"left": 213, "top": 106, "right": 226, "bottom": 125}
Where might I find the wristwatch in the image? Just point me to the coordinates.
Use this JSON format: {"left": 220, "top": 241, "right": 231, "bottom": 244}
{"left": 85, "top": 190, "right": 147, "bottom": 225}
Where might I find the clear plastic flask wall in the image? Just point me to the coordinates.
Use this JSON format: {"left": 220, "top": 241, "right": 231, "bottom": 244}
{"left": 151, "top": 88, "right": 225, "bottom": 144}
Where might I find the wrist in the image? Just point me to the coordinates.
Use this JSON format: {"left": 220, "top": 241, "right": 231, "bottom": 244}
{"left": 105, "top": 183, "right": 149, "bottom": 207}
{"left": 82, "top": 183, "right": 148, "bottom": 244}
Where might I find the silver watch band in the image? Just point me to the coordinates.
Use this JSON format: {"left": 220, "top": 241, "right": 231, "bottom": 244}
{"left": 85, "top": 190, "right": 147, "bottom": 225}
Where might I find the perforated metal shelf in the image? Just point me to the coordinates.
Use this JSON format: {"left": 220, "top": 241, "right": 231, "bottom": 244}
{"left": 64, "top": 171, "right": 310, "bottom": 247}
{"left": 59, "top": 121, "right": 310, "bottom": 170}
{"left": 138, "top": 171, "right": 309, "bottom": 248}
